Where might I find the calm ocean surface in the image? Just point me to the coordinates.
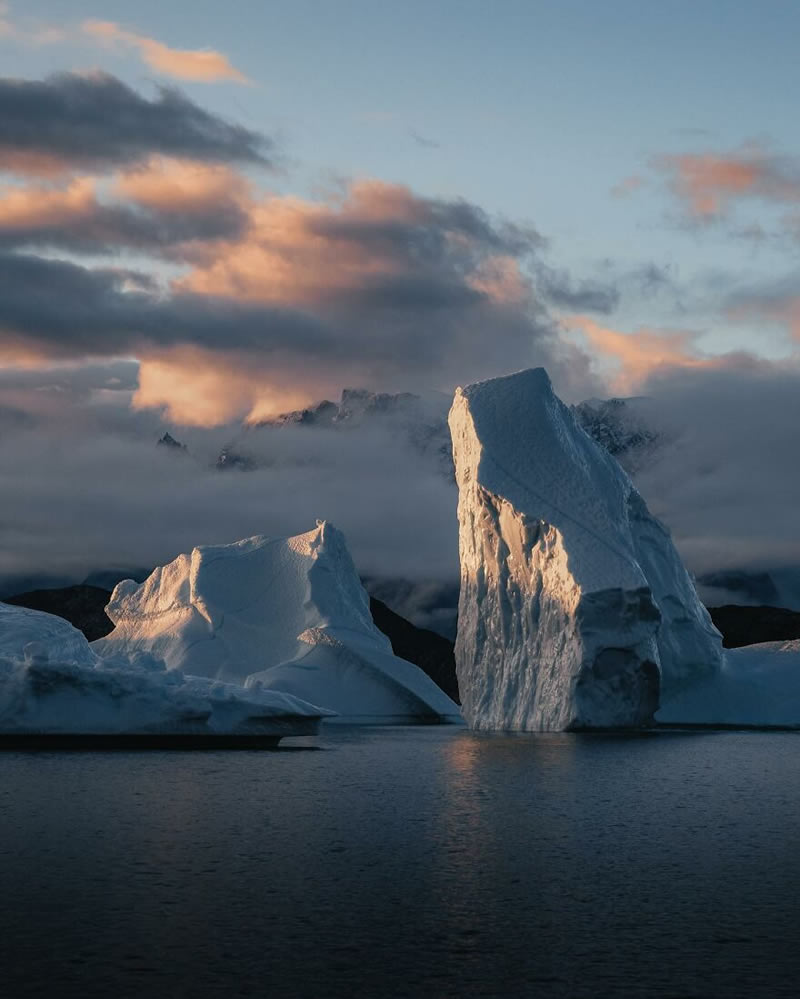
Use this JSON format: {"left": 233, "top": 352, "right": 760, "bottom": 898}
{"left": 1, "top": 726, "right": 799, "bottom": 998}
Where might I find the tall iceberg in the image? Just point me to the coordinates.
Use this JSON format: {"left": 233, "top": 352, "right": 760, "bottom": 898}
{"left": 95, "top": 522, "right": 460, "bottom": 723}
{"left": 449, "top": 368, "right": 723, "bottom": 731}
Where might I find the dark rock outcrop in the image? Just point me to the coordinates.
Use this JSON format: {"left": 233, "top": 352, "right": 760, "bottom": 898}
{"left": 3, "top": 585, "right": 114, "bottom": 642}
{"left": 369, "top": 596, "right": 459, "bottom": 702}
{"left": 708, "top": 604, "right": 800, "bottom": 649}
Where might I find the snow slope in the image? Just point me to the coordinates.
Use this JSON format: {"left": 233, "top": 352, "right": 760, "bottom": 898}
{"left": 95, "top": 522, "right": 460, "bottom": 723}
{"left": 449, "top": 368, "right": 723, "bottom": 731}
{"left": 0, "top": 602, "right": 329, "bottom": 735}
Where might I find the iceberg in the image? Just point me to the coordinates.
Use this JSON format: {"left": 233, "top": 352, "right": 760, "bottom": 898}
{"left": 449, "top": 368, "right": 723, "bottom": 731}
{"left": 657, "top": 641, "right": 800, "bottom": 728}
{"left": 95, "top": 522, "right": 460, "bottom": 723}
{"left": 0, "top": 602, "right": 330, "bottom": 738}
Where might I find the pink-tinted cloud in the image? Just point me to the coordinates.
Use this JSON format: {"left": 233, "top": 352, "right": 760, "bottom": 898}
{"left": 566, "top": 314, "right": 720, "bottom": 393}
{"left": 82, "top": 20, "right": 248, "bottom": 83}
{"left": 176, "top": 179, "right": 539, "bottom": 307}
{"left": 0, "top": 158, "right": 250, "bottom": 253}
{"left": 652, "top": 145, "right": 800, "bottom": 219}
{"left": 0, "top": 170, "right": 590, "bottom": 426}
{"left": 114, "top": 156, "right": 251, "bottom": 212}
{"left": 0, "top": 3, "right": 67, "bottom": 45}
{"left": 725, "top": 294, "right": 800, "bottom": 345}
{"left": 133, "top": 346, "right": 332, "bottom": 426}
{"left": 0, "top": 176, "right": 97, "bottom": 230}
{"left": 610, "top": 175, "right": 647, "bottom": 198}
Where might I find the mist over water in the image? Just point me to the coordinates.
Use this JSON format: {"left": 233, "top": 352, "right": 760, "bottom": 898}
{"left": 2, "top": 727, "right": 799, "bottom": 998}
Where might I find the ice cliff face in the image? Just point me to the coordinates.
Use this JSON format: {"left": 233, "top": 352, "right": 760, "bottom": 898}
{"left": 95, "top": 522, "right": 459, "bottom": 723}
{"left": 449, "top": 368, "right": 723, "bottom": 731}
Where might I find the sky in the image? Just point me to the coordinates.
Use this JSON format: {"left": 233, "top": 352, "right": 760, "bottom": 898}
{"left": 0, "top": 1, "right": 799, "bottom": 593}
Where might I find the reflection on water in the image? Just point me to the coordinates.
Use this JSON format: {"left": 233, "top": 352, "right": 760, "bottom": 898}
{"left": 1, "top": 727, "right": 799, "bottom": 998}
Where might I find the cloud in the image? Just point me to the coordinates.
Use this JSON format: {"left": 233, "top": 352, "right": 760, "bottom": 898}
{"left": 0, "top": 359, "right": 141, "bottom": 433}
{"left": 0, "top": 417, "right": 460, "bottom": 593}
{"left": 610, "top": 175, "right": 647, "bottom": 198}
{"left": 137, "top": 180, "right": 595, "bottom": 421}
{"left": 0, "top": 169, "right": 601, "bottom": 424}
{"left": 723, "top": 274, "right": 800, "bottom": 344}
{"left": 0, "top": 251, "right": 334, "bottom": 364}
{"left": 633, "top": 361, "right": 800, "bottom": 578}
{"left": 410, "top": 129, "right": 440, "bottom": 149}
{"left": 565, "top": 314, "right": 740, "bottom": 394}
{"left": 0, "top": 3, "right": 67, "bottom": 45}
{"left": 0, "top": 6, "right": 246, "bottom": 83}
{"left": 0, "top": 160, "right": 251, "bottom": 254}
{"left": 0, "top": 72, "right": 270, "bottom": 176}
{"left": 651, "top": 144, "right": 800, "bottom": 220}
{"left": 82, "top": 20, "right": 248, "bottom": 84}
{"left": 537, "top": 266, "right": 620, "bottom": 314}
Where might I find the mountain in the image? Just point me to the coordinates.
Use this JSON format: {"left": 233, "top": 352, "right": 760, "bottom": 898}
{"left": 3, "top": 585, "right": 115, "bottom": 642}
{"left": 571, "top": 396, "right": 661, "bottom": 472}
{"left": 157, "top": 431, "right": 186, "bottom": 451}
{"left": 369, "top": 596, "right": 459, "bottom": 702}
{"left": 707, "top": 604, "right": 800, "bottom": 649}
{"left": 215, "top": 388, "right": 453, "bottom": 473}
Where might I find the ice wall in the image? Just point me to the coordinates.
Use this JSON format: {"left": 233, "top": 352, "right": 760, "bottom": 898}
{"left": 449, "top": 368, "right": 723, "bottom": 731}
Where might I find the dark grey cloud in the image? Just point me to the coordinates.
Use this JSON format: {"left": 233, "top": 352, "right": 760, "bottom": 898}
{"left": 308, "top": 198, "right": 543, "bottom": 263}
{"left": 722, "top": 269, "right": 800, "bottom": 313}
{"left": 0, "top": 420, "right": 460, "bottom": 593}
{"left": 536, "top": 264, "right": 620, "bottom": 314}
{"left": 0, "top": 252, "right": 329, "bottom": 358}
{"left": 0, "top": 359, "right": 152, "bottom": 437}
{"left": 0, "top": 358, "right": 138, "bottom": 395}
{"left": 0, "top": 72, "right": 272, "bottom": 174}
{"left": 632, "top": 362, "right": 800, "bottom": 579}
{"left": 0, "top": 199, "right": 249, "bottom": 256}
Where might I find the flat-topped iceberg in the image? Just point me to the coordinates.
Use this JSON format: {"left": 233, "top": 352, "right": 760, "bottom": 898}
{"left": 95, "top": 522, "right": 460, "bottom": 723}
{"left": 0, "top": 602, "right": 330, "bottom": 737}
{"left": 449, "top": 368, "right": 723, "bottom": 731}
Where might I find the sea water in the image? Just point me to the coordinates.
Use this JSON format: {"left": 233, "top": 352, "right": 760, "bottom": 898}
{"left": 1, "top": 726, "right": 798, "bottom": 997}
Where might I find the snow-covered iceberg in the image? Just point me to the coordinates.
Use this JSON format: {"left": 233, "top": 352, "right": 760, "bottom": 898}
{"left": 658, "top": 640, "right": 800, "bottom": 728}
{"left": 0, "top": 602, "right": 330, "bottom": 737}
{"left": 449, "top": 368, "right": 723, "bottom": 731}
{"left": 95, "top": 522, "right": 460, "bottom": 723}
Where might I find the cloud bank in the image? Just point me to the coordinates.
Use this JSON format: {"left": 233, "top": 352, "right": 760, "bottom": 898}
{"left": 0, "top": 73, "right": 602, "bottom": 424}
{"left": 0, "top": 72, "right": 269, "bottom": 176}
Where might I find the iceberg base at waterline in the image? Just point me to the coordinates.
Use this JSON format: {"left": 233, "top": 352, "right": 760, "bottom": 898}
{"left": 657, "top": 641, "right": 800, "bottom": 728}
{"left": 0, "top": 603, "right": 333, "bottom": 743}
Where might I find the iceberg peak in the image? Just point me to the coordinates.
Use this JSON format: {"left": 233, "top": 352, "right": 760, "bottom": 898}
{"left": 95, "top": 522, "right": 460, "bottom": 723}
